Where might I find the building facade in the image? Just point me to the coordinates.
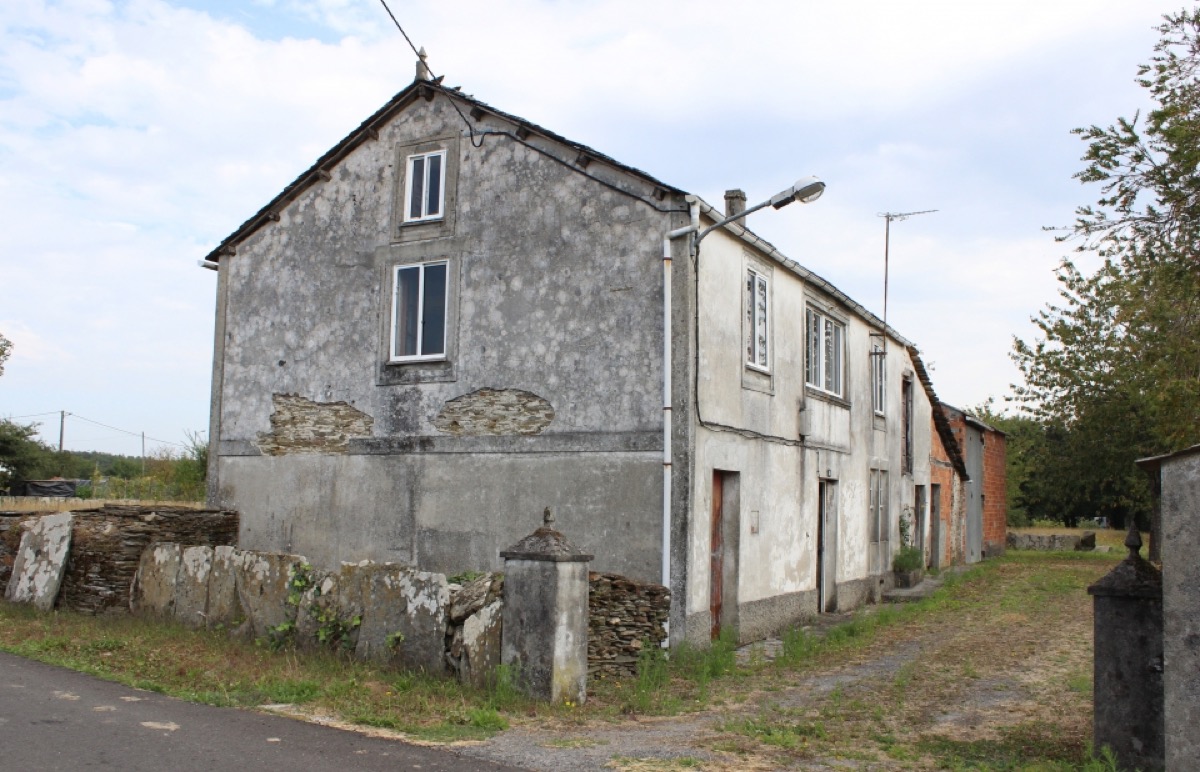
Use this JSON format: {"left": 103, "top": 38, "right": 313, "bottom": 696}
{"left": 203, "top": 71, "right": 962, "bottom": 644}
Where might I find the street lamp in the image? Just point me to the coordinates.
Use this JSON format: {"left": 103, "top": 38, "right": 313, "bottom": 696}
{"left": 696, "top": 177, "right": 826, "bottom": 245}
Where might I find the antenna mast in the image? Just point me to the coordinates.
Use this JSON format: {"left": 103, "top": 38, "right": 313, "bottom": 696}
{"left": 878, "top": 209, "right": 937, "bottom": 347}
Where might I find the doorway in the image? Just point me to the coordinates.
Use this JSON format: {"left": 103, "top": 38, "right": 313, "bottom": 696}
{"left": 914, "top": 485, "right": 927, "bottom": 565}
{"left": 710, "top": 470, "right": 740, "bottom": 640}
{"left": 816, "top": 479, "right": 838, "bottom": 612}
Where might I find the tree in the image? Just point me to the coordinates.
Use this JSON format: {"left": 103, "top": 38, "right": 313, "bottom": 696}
{"left": 0, "top": 332, "right": 10, "bottom": 377}
{"left": 1011, "top": 9, "right": 1200, "bottom": 526}
{"left": 0, "top": 420, "right": 56, "bottom": 491}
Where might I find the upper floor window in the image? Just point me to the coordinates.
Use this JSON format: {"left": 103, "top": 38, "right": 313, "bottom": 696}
{"left": 391, "top": 261, "right": 447, "bottom": 361}
{"left": 745, "top": 268, "right": 770, "bottom": 371}
{"left": 805, "top": 306, "right": 845, "bottom": 397}
{"left": 902, "top": 376, "right": 914, "bottom": 474}
{"left": 871, "top": 339, "right": 886, "bottom": 415}
{"left": 404, "top": 150, "right": 446, "bottom": 222}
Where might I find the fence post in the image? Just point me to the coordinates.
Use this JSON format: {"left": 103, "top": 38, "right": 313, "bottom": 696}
{"left": 500, "top": 507, "right": 592, "bottom": 704}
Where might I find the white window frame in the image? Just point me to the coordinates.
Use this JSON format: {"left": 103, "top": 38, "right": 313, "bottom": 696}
{"left": 390, "top": 260, "right": 448, "bottom": 362}
{"left": 871, "top": 339, "right": 886, "bottom": 416}
{"left": 403, "top": 149, "right": 447, "bottom": 223}
{"left": 805, "top": 306, "right": 845, "bottom": 397}
{"left": 745, "top": 267, "right": 770, "bottom": 372}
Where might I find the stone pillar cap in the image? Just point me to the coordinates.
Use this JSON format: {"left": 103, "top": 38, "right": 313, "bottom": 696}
{"left": 1088, "top": 522, "right": 1162, "bottom": 599}
{"left": 500, "top": 508, "right": 594, "bottom": 563}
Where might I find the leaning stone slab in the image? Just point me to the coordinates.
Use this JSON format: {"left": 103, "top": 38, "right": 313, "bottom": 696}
{"left": 355, "top": 565, "right": 449, "bottom": 673}
{"left": 233, "top": 550, "right": 309, "bottom": 640}
{"left": 294, "top": 563, "right": 370, "bottom": 653}
{"left": 172, "top": 546, "right": 214, "bottom": 627}
{"left": 205, "top": 545, "right": 244, "bottom": 629}
{"left": 459, "top": 600, "right": 503, "bottom": 689}
{"left": 5, "top": 513, "right": 74, "bottom": 611}
{"left": 131, "top": 543, "right": 183, "bottom": 616}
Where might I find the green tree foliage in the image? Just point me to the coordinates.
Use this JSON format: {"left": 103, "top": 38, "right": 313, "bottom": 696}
{"left": 0, "top": 420, "right": 56, "bottom": 491}
{"left": 1011, "top": 9, "right": 1200, "bottom": 528}
{"left": 0, "top": 332, "right": 10, "bottom": 378}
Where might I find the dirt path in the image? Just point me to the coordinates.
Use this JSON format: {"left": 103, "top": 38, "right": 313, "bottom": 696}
{"left": 456, "top": 556, "right": 1107, "bottom": 771}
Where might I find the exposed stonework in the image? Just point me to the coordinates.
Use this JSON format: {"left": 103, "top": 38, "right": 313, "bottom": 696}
{"left": 588, "top": 571, "right": 670, "bottom": 677}
{"left": 255, "top": 393, "right": 374, "bottom": 455}
{"left": 59, "top": 506, "right": 238, "bottom": 614}
{"left": 432, "top": 388, "right": 554, "bottom": 436}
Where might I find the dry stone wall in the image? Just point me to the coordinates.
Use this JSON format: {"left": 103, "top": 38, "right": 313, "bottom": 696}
{"left": 588, "top": 571, "right": 670, "bottom": 677}
{"left": 2, "top": 507, "right": 237, "bottom": 613}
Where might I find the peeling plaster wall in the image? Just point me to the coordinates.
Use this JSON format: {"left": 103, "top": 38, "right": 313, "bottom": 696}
{"left": 684, "top": 224, "right": 934, "bottom": 639}
{"left": 211, "top": 91, "right": 673, "bottom": 580}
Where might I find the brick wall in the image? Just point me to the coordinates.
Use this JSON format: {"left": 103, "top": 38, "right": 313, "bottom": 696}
{"left": 982, "top": 429, "right": 1007, "bottom": 556}
{"left": 928, "top": 417, "right": 961, "bottom": 567}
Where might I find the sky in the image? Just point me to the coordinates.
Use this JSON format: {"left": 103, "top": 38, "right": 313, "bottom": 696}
{"left": 0, "top": 0, "right": 1177, "bottom": 456}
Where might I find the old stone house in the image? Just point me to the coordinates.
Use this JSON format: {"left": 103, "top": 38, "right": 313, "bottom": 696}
{"left": 201, "top": 64, "right": 964, "bottom": 645}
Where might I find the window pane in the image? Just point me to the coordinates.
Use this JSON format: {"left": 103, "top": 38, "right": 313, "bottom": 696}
{"left": 805, "top": 310, "right": 816, "bottom": 384}
{"left": 831, "top": 322, "right": 843, "bottom": 394}
{"left": 421, "top": 263, "right": 447, "bottom": 355}
{"left": 746, "top": 272, "right": 755, "bottom": 363}
{"left": 426, "top": 154, "right": 442, "bottom": 217}
{"left": 823, "top": 319, "right": 834, "bottom": 391}
{"left": 409, "top": 157, "right": 425, "bottom": 219}
{"left": 756, "top": 275, "right": 768, "bottom": 367}
{"left": 394, "top": 267, "right": 420, "bottom": 356}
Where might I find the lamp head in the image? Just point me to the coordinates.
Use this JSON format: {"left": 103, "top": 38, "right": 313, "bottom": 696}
{"left": 771, "top": 176, "right": 826, "bottom": 209}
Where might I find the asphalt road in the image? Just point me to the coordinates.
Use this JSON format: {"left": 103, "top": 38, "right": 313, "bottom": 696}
{"left": 0, "top": 652, "right": 521, "bottom": 771}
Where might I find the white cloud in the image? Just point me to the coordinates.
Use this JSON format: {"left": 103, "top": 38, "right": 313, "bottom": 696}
{"left": 0, "top": 0, "right": 1179, "bottom": 450}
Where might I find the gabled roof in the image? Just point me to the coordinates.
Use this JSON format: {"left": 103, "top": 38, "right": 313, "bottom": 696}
{"left": 203, "top": 79, "right": 685, "bottom": 263}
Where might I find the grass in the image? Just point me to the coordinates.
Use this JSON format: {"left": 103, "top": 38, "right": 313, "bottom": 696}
{"left": 0, "top": 550, "right": 1121, "bottom": 768}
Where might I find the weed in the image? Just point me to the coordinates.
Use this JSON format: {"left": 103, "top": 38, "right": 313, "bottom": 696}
{"left": 723, "top": 714, "right": 827, "bottom": 749}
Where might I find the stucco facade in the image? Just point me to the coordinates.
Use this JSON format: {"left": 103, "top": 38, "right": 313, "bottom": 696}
{"left": 203, "top": 74, "right": 962, "bottom": 645}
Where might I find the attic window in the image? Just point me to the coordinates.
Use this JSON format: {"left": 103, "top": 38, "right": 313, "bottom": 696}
{"left": 404, "top": 150, "right": 446, "bottom": 222}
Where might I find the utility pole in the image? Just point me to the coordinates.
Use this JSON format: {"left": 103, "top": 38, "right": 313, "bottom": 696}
{"left": 58, "top": 411, "right": 68, "bottom": 452}
{"left": 141, "top": 432, "right": 146, "bottom": 475}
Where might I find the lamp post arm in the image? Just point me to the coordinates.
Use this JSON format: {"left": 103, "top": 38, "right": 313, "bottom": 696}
{"left": 695, "top": 197, "right": 775, "bottom": 245}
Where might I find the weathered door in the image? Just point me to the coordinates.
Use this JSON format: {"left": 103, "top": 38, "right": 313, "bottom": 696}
{"left": 816, "top": 480, "right": 838, "bottom": 612}
{"left": 930, "top": 483, "right": 943, "bottom": 569}
{"left": 710, "top": 470, "right": 724, "bottom": 640}
{"left": 915, "top": 485, "right": 927, "bottom": 566}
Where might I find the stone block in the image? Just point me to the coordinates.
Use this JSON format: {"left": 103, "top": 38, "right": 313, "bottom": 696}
{"left": 459, "top": 600, "right": 503, "bottom": 689}
{"left": 295, "top": 563, "right": 369, "bottom": 653}
{"left": 173, "top": 546, "right": 214, "bottom": 627}
{"left": 233, "top": 550, "right": 308, "bottom": 640}
{"left": 355, "top": 565, "right": 449, "bottom": 673}
{"left": 1077, "top": 531, "right": 1096, "bottom": 551}
{"left": 205, "top": 546, "right": 244, "bottom": 629}
{"left": 131, "top": 543, "right": 183, "bottom": 616}
{"left": 449, "top": 572, "right": 500, "bottom": 623}
{"left": 5, "top": 513, "right": 74, "bottom": 611}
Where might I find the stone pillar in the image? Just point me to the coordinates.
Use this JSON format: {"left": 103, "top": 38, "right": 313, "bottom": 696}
{"left": 1138, "top": 444, "right": 1200, "bottom": 771}
{"left": 500, "top": 508, "right": 592, "bottom": 704}
{"left": 1088, "top": 525, "right": 1164, "bottom": 772}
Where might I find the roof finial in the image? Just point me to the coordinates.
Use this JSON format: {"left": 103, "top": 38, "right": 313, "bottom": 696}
{"left": 415, "top": 47, "right": 432, "bottom": 82}
{"left": 543, "top": 507, "right": 555, "bottom": 527}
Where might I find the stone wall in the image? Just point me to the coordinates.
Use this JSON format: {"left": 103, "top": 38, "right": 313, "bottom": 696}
{"left": 1006, "top": 531, "right": 1096, "bottom": 552}
{"left": 132, "top": 547, "right": 501, "bottom": 683}
{"left": 2, "top": 506, "right": 237, "bottom": 612}
{"left": 588, "top": 572, "right": 670, "bottom": 677}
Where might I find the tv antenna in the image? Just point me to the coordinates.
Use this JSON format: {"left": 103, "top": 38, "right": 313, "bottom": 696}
{"left": 878, "top": 209, "right": 937, "bottom": 347}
